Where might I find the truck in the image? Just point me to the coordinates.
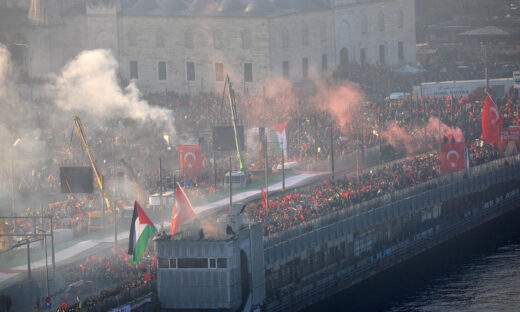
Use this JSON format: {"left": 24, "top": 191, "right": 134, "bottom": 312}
{"left": 417, "top": 78, "right": 513, "bottom": 98}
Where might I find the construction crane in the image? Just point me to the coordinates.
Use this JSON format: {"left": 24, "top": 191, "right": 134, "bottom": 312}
{"left": 120, "top": 159, "right": 146, "bottom": 206}
{"left": 72, "top": 116, "right": 112, "bottom": 231}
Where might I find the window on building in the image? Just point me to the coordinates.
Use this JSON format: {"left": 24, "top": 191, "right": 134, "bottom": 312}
{"left": 158, "top": 257, "right": 169, "bottom": 268}
{"left": 178, "top": 258, "right": 208, "bottom": 269}
{"left": 241, "top": 30, "right": 250, "bottom": 49}
{"left": 360, "top": 48, "right": 366, "bottom": 65}
{"left": 378, "top": 12, "right": 385, "bottom": 31}
{"left": 156, "top": 29, "right": 165, "bottom": 48}
{"left": 215, "top": 62, "right": 224, "bottom": 82}
{"left": 130, "top": 60, "right": 138, "bottom": 79}
{"left": 158, "top": 61, "right": 167, "bottom": 81}
{"left": 217, "top": 258, "right": 227, "bottom": 268}
{"left": 321, "top": 54, "right": 328, "bottom": 73}
{"left": 209, "top": 258, "right": 217, "bottom": 268}
{"left": 187, "top": 61, "right": 195, "bottom": 81}
{"left": 361, "top": 15, "right": 368, "bottom": 34}
{"left": 244, "top": 63, "right": 253, "bottom": 82}
{"left": 379, "top": 44, "right": 385, "bottom": 64}
{"left": 213, "top": 29, "right": 223, "bottom": 49}
{"left": 185, "top": 30, "right": 194, "bottom": 49}
{"left": 398, "top": 8, "right": 404, "bottom": 29}
{"left": 302, "top": 23, "right": 309, "bottom": 46}
{"left": 398, "top": 41, "right": 404, "bottom": 61}
{"left": 169, "top": 258, "right": 177, "bottom": 268}
{"left": 282, "top": 61, "right": 289, "bottom": 79}
{"left": 320, "top": 24, "right": 327, "bottom": 43}
{"left": 128, "top": 28, "right": 136, "bottom": 47}
{"left": 302, "top": 57, "right": 308, "bottom": 78}
{"left": 281, "top": 28, "right": 289, "bottom": 48}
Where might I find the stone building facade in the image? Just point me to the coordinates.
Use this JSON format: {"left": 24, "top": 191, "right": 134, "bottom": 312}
{"left": 0, "top": 0, "right": 416, "bottom": 96}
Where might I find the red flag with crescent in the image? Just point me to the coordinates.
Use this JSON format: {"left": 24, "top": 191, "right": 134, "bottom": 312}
{"left": 441, "top": 143, "right": 465, "bottom": 174}
{"left": 179, "top": 144, "right": 201, "bottom": 176}
{"left": 170, "top": 183, "right": 195, "bottom": 235}
{"left": 482, "top": 94, "right": 503, "bottom": 146}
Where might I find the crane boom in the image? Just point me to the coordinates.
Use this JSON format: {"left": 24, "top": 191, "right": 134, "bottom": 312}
{"left": 224, "top": 76, "right": 245, "bottom": 172}
{"left": 72, "top": 116, "right": 112, "bottom": 212}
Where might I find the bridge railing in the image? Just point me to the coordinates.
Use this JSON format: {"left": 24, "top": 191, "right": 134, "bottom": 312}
{"left": 264, "top": 153, "right": 520, "bottom": 249}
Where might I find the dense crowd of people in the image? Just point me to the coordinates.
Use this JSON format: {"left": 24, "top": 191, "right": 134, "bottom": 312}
{"left": 1, "top": 50, "right": 519, "bottom": 311}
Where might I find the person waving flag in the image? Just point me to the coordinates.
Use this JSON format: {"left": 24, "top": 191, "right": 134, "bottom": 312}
{"left": 128, "top": 201, "right": 157, "bottom": 264}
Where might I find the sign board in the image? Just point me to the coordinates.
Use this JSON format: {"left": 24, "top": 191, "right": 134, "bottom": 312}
{"left": 60, "top": 167, "right": 94, "bottom": 193}
{"left": 514, "top": 71, "right": 520, "bottom": 89}
{"left": 45, "top": 302, "right": 51, "bottom": 309}
{"left": 421, "top": 78, "right": 513, "bottom": 98}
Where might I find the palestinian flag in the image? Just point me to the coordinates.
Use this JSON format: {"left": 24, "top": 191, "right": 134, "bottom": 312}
{"left": 128, "top": 201, "right": 157, "bottom": 264}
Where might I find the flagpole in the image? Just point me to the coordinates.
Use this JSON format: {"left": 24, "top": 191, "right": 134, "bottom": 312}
{"left": 330, "top": 125, "right": 335, "bottom": 181}
{"left": 264, "top": 131, "right": 269, "bottom": 209}
{"left": 159, "top": 158, "right": 163, "bottom": 231}
{"left": 281, "top": 136, "right": 285, "bottom": 192}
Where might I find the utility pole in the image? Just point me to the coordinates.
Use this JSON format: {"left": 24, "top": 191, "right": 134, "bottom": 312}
{"left": 159, "top": 158, "right": 163, "bottom": 230}
{"left": 330, "top": 126, "right": 335, "bottom": 181}
{"left": 281, "top": 137, "right": 285, "bottom": 191}
{"left": 112, "top": 139, "right": 117, "bottom": 246}
{"left": 264, "top": 130, "right": 269, "bottom": 209}
{"left": 229, "top": 155, "right": 232, "bottom": 209}
{"left": 49, "top": 216, "right": 55, "bottom": 270}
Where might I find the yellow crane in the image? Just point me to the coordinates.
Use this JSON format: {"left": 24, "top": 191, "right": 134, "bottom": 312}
{"left": 72, "top": 116, "right": 112, "bottom": 232}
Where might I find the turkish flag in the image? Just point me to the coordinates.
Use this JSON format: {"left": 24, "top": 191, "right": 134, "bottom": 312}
{"left": 170, "top": 183, "right": 195, "bottom": 235}
{"left": 482, "top": 94, "right": 503, "bottom": 146}
{"left": 179, "top": 145, "right": 201, "bottom": 176}
{"left": 441, "top": 143, "right": 465, "bottom": 174}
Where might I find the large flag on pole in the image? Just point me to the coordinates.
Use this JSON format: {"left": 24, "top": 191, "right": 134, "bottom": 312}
{"left": 170, "top": 183, "right": 195, "bottom": 235}
{"left": 128, "top": 201, "right": 157, "bottom": 264}
{"left": 270, "top": 120, "right": 288, "bottom": 157}
{"left": 482, "top": 93, "right": 503, "bottom": 146}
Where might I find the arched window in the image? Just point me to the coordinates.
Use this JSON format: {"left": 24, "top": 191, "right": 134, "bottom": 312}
{"left": 213, "top": 29, "right": 223, "bottom": 49}
{"left": 361, "top": 14, "right": 368, "bottom": 34}
{"left": 241, "top": 30, "right": 250, "bottom": 49}
{"left": 398, "top": 8, "right": 404, "bottom": 29}
{"left": 185, "top": 30, "right": 194, "bottom": 49}
{"left": 302, "top": 23, "right": 309, "bottom": 46}
{"left": 340, "top": 47, "right": 349, "bottom": 67}
{"left": 378, "top": 12, "right": 384, "bottom": 32}
{"left": 281, "top": 27, "right": 289, "bottom": 48}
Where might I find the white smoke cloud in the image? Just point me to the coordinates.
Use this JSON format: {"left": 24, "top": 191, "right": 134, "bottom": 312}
{"left": 51, "top": 49, "right": 171, "bottom": 122}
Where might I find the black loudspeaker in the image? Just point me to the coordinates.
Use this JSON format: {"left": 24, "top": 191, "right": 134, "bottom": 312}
{"left": 60, "top": 167, "right": 94, "bottom": 193}
{"left": 212, "top": 126, "right": 245, "bottom": 151}
{"left": 259, "top": 127, "right": 265, "bottom": 140}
